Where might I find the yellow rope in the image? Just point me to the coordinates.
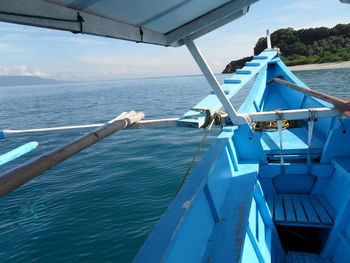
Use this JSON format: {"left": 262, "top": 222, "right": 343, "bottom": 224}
{"left": 174, "top": 109, "right": 226, "bottom": 197}
{"left": 252, "top": 119, "right": 300, "bottom": 131}
{"left": 174, "top": 117, "right": 216, "bottom": 196}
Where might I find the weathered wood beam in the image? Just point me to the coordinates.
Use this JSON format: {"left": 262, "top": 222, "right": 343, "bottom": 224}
{"left": 270, "top": 77, "right": 350, "bottom": 117}
{"left": 129, "top": 118, "right": 179, "bottom": 129}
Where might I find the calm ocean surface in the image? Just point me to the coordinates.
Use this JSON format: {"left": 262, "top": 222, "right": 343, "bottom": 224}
{"left": 0, "top": 69, "right": 349, "bottom": 262}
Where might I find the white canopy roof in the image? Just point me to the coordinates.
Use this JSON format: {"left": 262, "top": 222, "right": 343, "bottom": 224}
{"left": 0, "top": 0, "right": 258, "bottom": 46}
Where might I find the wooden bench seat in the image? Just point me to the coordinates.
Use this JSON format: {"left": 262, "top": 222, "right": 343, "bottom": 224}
{"left": 266, "top": 194, "right": 335, "bottom": 227}
{"left": 260, "top": 127, "right": 325, "bottom": 155}
{"left": 275, "top": 251, "right": 333, "bottom": 263}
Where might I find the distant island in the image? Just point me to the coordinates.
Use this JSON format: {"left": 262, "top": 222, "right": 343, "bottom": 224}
{"left": 0, "top": 76, "right": 60, "bottom": 87}
{"left": 223, "top": 23, "right": 350, "bottom": 73}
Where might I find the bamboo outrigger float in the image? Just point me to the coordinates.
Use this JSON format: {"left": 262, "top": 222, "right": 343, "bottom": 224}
{"left": 0, "top": 1, "right": 350, "bottom": 262}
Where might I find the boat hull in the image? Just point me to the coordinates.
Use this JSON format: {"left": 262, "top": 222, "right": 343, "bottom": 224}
{"left": 134, "top": 54, "right": 350, "bottom": 263}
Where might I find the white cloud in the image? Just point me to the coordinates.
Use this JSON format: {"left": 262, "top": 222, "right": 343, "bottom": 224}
{"left": 0, "top": 33, "right": 28, "bottom": 41}
{"left": 55, "top": 48, "right": 199, "bottom": 80}
{"left": 0, "top": 43, "right": 23, "bottom": 53}
{"left": 0, "top": 65, "right": 49, "bottom": 77}
{"left": 280, "top": 2, "right": 319, "bottom": 11}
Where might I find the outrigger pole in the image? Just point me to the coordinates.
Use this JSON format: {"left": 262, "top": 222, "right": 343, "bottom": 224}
{"left": 0, "top": 111, "right": 144, "bottom": 197}
{"left": 1, "top": 117, "right": 179, "bottom": 138}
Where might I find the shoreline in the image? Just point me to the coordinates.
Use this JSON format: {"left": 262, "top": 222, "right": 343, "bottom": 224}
{"left": 289, "top": 61, "right": 350, "bottom": 71}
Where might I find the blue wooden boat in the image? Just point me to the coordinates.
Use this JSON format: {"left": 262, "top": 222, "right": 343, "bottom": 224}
{"left": 0, "top": 1, "right": 349, "bottom": 263}
{"left": 134, "top": 51, "right": 350, "bottom": 263}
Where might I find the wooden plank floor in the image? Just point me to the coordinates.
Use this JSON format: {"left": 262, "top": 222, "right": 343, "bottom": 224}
{"left": 267, "top": 194, "right": 335, "bottom": 227}
{"left": 275, "top": 251, "right": 333, "bottom": 263}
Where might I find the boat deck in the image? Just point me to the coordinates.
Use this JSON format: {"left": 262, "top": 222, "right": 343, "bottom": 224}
{"left": 266, "top": 194, "right": 335, "bottom": 227}
{"left": 276, "top": 251, "right": 333, "bottom": 263}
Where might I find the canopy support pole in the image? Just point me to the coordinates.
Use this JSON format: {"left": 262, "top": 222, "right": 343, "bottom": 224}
{"left": 184, "top": 37, "right": 246, "bottom": 125}
{"left": 0, "top": 111, "right": 144, "bottom": 197}
{"left": 266, "top": 29, "right": 272, "bottom": 49}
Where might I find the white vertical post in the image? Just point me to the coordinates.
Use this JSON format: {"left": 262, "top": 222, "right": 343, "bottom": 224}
{"left": 266, "top": 29, "right": 272, "bottom": 49}
{"left": 184, "top": 37, "right": 246, "bottom": 125}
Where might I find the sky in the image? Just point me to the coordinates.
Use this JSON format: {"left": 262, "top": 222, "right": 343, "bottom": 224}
{"left": 0, "top": 0, "right": 350, "bottom": 81}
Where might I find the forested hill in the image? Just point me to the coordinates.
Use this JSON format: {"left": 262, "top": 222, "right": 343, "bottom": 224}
{"left": 223, "top": 23, "right": 350, "bottom": 73}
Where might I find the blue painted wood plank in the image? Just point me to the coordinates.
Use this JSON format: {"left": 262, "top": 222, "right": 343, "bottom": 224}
{"left": 246, "top": 225, "right": 266, "bottom": 263}
{"left": 317, "top": 195, "right": 336, "bottom": 220}
{"left": 0, "top": 141, "right": 38, "bottom": 166}
{"left": 254, "top": 55, "right": 268, "bottom": 60}
{"left": 200, "top": 172, "right": 257, "bottom": 263}
{"left": 286, "top": 252, "right": 312, "bottom": 263}
{"left": 331, "top": 157, "right": 350, "bottom": 178}
{"left": 297, "top": 252, "right": 306, "bottom": 263}
{"left": 224, "top": 78, "right": 241, "bottom": 84}
{"left": 291, "top": 195, "right": 308, "bottom": 223}
{"left": 283, "top": 195, "right": 296, "bottom": 223}
{"left": 204, "top": 184, "right": 221, "bottom": 222}
{"left": 294, "top": 253, "right": 303, "bottom": 263}
{"left": 284, "top": 252, "right": 332, "bottom": 263}
{"left": 266, "top": 195, "right": 274, "bottom": 219}
{"left": 260, "top": 127, "right": 325, "bottom": 155}
{"left": 272, "top": 222, "right": 332, "bottom": 228}
{"left": 238, "top": 65, "right": 267, "bottom": 113}
{"left": 309, "top": 196, "right": 333, "bottom": 225}
{"left": 309, "top": 253, "right": 321, "bottom": 263}
{"left": 236, "top": 69, "right": 252, "bottom": 74}
{"left": 274, "top": 195, "right": 285, "bottom": 222}
{"left": 246, "top": 62, "right": 261, "bottom": 67}
{"left": 299, "top": 196, "right": 320, "bottom": 224}
{"left": 337, "top": 231, "right": 350, "bottom": 250}
{"left": 276, "top": 253, "right": 286, "bottom": 263}
{"left": 303, "top": 253, "right": 312, "bottom": 263}
{"left": 285, "top": 253, "right": 293, "bottom": 263}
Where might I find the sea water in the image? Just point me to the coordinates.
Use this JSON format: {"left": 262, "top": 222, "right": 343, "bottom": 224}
{"left": 0, "top": 69, "right": 349, "bottom": 262}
